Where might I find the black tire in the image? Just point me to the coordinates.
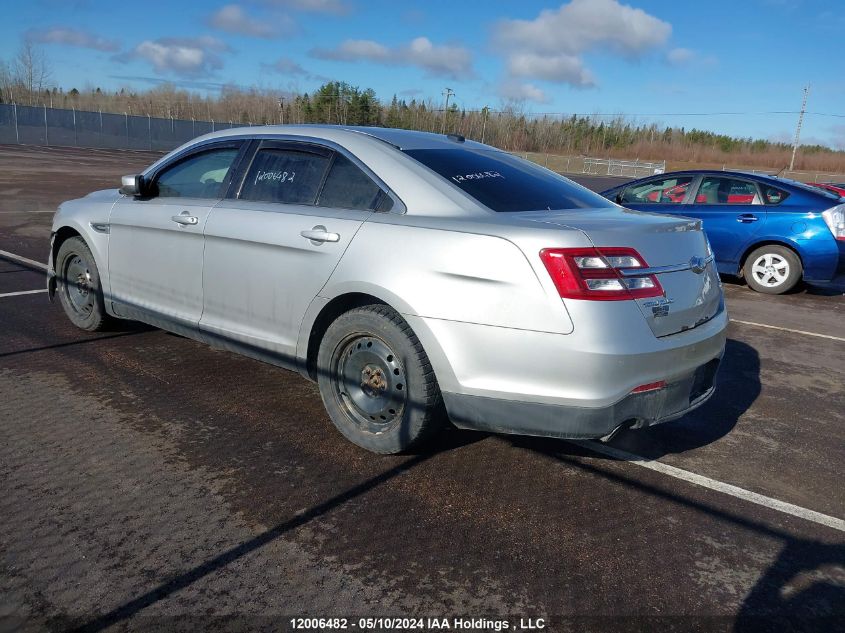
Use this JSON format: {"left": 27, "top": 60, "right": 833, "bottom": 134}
{"left": 743, "top": 245, "right": 802, "bottom": 294}
{"left": 55, "top": 236, "right": 110, "bottom": 331}
{"left": 316, "top": 304, "right": 444, "bottom": 454}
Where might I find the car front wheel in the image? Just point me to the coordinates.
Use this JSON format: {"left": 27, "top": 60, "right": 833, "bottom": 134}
{"left": 55, "top": 236, "right": 110, "bottom": 331}
{"left": 743, "top": 245, "right": 802, "bottom": 294}
{"left": 316, "top": 304, "right": 444, "bottom": 454}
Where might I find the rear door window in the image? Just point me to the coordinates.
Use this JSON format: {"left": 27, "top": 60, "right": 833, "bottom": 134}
{"left": 240, "top": 148, "right": 329, "bottom": 204}
{"left": 403, "top": 148, "right": 613, "bottom": 212}
{"left": 317, "top": 154, "right": 382, "bottom": 210}
{"left": 621, "top": 176, "right": 694, "bottom": 204}
{"left": 695, "top": 177, "right": 761, "bottom": 205}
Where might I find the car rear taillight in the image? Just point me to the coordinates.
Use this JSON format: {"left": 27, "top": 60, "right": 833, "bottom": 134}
{"left": 539, "top": 247, "right": 664, "bottom": 301}
{"left": 822, "top": 204, "right": 845, "bottom": 241}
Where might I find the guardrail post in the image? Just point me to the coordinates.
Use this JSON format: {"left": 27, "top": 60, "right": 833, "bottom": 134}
{"left": 13, "top": 103, "right": 19, "bottom": 144}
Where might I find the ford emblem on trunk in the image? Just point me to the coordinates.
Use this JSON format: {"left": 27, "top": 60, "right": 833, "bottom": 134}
{"left": 689, "top": 256, "right": 706, "bottom": 274}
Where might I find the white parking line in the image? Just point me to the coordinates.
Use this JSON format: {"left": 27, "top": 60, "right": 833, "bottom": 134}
{"left": 0, "top": 249, "right": 48, "bottom": 271}
{"left": 0, "top": 289, "right": 47, "bottom": 298}
{"left": 573, "top": 440, "right": 845, "bottom": 534}
{"left": 730, "top": 319, "right": 845, "bottom": 343}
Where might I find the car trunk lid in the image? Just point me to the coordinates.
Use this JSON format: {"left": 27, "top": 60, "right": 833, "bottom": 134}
{"left": 523, "top": 207, "right": 723, "bottom": 337}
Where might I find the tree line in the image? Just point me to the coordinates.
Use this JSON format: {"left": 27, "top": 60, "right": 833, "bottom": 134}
{"left": 1, "top": 44, "right": 843, "bottom": 173}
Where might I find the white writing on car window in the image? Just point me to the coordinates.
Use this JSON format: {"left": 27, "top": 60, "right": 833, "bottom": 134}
{"left": 451, "top": 171, "right": 504, "bottom": 184}
{"left": 255, "top": 170, "right": 296, "bottom": 185}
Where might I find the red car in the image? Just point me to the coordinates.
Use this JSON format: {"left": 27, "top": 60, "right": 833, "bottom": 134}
{"left": 809, "top": 182, "right": 845, "bottom": 197}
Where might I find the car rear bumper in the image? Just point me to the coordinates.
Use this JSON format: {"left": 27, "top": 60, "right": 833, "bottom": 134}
{"left": 409, "top": 302, "right": 727, "bottom": 440}
{"left": 800, "top": 236, "right": 845, "bottom": 282}
{"left": 442, "top": 358, "right": 720, "bottom": 439}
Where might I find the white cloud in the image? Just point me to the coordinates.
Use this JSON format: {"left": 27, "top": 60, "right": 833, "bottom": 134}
{"left": 311, "top": 36, "right": 473, "bottom": 79}
{"left": 317, "top": 39, "right": 390, "bottom": 61}
{"left": 507, "top": 53, "right": 595, "bottom": 87}
{"left": 121, "top": 37, "right": 230, "bottom": 77}
{"left": 263, "top": 0, "right": 350, "bottom": 15}
{"left": 264, "top": 56, "right": 308, "bottom": 75}
{"left": 665, "top": 47, "right": 717, "bottom": 67}
{"left": 494, "top": 0, "right": 671, "bottom": 88}
{"left": 27, "top": 27, "right": 120, "bottom": 52}
{"left": 666, "top": 47, "right": 694, "bottom": 66}
{"left": 498, "top": 81, "right": 550, "bottom": 104}
{"left": 208, "top": 4, "right": 295, "bottom": 38}
{"left": 495, "top": 0, "right": 672, "bottom": 57}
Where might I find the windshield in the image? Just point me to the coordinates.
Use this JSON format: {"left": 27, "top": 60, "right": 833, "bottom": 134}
{"left": 403, "top": 148, "right": 614, "bottom": 212}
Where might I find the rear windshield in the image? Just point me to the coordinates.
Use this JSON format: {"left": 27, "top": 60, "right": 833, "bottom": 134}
{"left": 403, "top": 148, "right": 614, "bottom": 212}
{"left": 781, "top": 178, "right": 841, "bottom": 201}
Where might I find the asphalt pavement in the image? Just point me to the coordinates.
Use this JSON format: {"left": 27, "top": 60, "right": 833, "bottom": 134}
{"left": 0, "top": 144, "right": 843, "bottom": 633}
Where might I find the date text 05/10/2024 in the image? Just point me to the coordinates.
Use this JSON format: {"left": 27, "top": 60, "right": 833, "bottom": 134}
{"left": 289, "top": 617, "right": 547, "bottom": 630}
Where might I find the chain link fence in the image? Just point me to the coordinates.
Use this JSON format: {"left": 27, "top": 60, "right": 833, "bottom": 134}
{"left": 0, "top": 103, "right": 249, "bottom": 152}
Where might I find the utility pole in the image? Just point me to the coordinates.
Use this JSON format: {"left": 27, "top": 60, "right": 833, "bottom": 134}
{"left": 481, "top": 106, "right": 489, "bottom": 144}
{"left": 441, "top": 87, "right": 454, "bottom": 134}
{"left": 789, "top": 83, "right": 810, "bottom": 172}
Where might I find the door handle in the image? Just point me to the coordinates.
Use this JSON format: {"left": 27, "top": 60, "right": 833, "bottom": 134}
{"left": 300, "top": 225, "right": 340, "bottom": 244}
{"left": 172, "top": 211, "right": 199, "bottom": 226}
{"left": 736, "top": 214, "right": 758, "bottom": 223}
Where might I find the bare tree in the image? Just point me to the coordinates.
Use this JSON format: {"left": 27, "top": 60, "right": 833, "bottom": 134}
{"left": 14, "top": 41, "right": 52, "bottom": 105}
{"left": 0, "top": 60, "right": 13, "bottom": 103}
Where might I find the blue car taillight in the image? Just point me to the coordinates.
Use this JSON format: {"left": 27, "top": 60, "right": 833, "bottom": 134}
{"left": 822, "top": 204, "right": 845, "bottom": 241}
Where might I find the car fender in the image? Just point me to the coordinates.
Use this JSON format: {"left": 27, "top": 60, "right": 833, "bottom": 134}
{"left": 737, "top": 234, "right": 807, "bottom": 270}
{"left": 51, "top": 190, "right": 120, "bottom": 310}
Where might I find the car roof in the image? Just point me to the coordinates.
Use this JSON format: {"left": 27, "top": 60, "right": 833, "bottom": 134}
{"left": 607, "top": 169, "right": 839, "bottom": 195}
{"left": 189, "top": 123, "right": 493, "bottom": 151}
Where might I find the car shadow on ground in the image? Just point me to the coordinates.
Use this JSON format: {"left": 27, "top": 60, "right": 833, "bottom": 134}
{"left": 591, "top": 338, "right": 759, "bottom": 460}
{"left": 514, "top": 442, "right": 845, "bottom": 632}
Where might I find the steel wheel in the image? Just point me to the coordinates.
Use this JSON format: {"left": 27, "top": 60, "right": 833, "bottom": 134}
{"left": 331, "top": 334, "right": 407, "bottom": 433}
{"left": 63, "top": 254, "right": 96, "bottom": 317}
{"left": 750, "top": 253, "right": 789, "bottom": 288}
{"left": 55, "top": 236, "right": 110, "bottom": 331}
{"left": 316, "top": 304, "right": 445, "bottom": 454}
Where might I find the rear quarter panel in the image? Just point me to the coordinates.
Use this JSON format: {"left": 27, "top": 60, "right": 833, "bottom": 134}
{"left": 317, "top": 215, "right": 577, "bottom": 333}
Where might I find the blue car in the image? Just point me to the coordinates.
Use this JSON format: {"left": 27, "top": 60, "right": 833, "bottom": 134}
{"left": 601, "top": 170, "right": 845, "bottom": 294}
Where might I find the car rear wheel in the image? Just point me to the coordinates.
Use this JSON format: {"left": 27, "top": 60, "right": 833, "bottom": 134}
{"left": 56, "top": 236, "right": 110, "bottom": 331}
{"left": 316, "top": 304, "right": 444, "bottom": 454}
{"left": 743, "top": 245, "right": 802, "bottom": 294}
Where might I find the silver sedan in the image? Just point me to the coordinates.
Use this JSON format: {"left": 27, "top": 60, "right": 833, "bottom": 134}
{"left": 48, "top": 125, "right": 727, "bottom": 453}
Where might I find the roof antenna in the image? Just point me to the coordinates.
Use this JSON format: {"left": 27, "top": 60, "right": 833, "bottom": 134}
{"left": 774, "top": 165, "right": 788, "bottom": 178}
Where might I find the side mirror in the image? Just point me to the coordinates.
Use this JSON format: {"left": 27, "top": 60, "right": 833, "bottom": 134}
{"left": 119, "top": 174, "right": 145, "bottom": 197}
{"left": 615, "top": 192, "right": 624, "bottom": 204}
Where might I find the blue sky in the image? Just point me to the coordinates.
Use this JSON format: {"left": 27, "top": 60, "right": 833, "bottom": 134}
{"left": 2, "top": 0, "right": 844, "bottom": 148}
